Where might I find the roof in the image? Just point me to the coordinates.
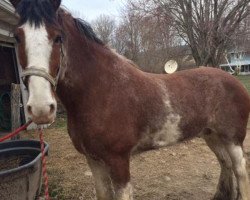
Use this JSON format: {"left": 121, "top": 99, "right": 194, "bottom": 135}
{"left": 220, "top": 60, "right": 250, "bottom": 67}
{"left": 0, "top": 0, "right": 18, "bottom": 42}
{"left": 227, "top": 49, "right": 250, "bottom": 54}
{"left": 0, "top": 0, "right": 17, "bottom": 25}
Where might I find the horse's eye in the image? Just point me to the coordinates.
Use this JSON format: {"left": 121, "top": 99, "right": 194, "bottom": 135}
{"left": 54, "top": 35, "right": 62, "bottom": 44}
{"left": 14, "top": 34, "right": 21, "bottom": 43}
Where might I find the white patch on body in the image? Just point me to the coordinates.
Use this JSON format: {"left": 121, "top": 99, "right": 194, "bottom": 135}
{"left": 23, "top": 23, "right": 56, "bottom": 117}
{"left": 133, "top": 97, "right": 182, "bottom": 152}
{"left": 153, "top": 100, "right": 181, "bottom": 147}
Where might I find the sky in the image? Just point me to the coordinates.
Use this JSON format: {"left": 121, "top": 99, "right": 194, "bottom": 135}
{"left": 62, "top": 0, "right": 125, "bottom": 22}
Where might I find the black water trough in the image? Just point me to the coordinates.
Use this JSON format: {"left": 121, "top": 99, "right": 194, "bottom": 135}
{"left": 0, "top": 140, "right": 49, "bottom": 200}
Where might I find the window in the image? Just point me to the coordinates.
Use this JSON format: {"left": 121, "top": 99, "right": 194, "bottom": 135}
{"left": 245, "top": 65, "right": 250, "bottom": 72}
{"left": 241, "top": 66, "right": 244, "bottom": 72}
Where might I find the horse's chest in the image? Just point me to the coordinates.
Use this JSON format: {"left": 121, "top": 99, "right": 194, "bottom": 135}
{"left": 67, "top": 123, "right": 88, "bottom": 154}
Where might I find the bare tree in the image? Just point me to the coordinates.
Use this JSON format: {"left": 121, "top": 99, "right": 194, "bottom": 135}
{"left": 233, "top": 6, "right": 250, "bottom": 52}
{"left": 112, "top": 3, "right": 176, "bottom": 72}
{"left": 129, "top": 0, "right": 250, "bottom": 67}
{"left": 118, "top": 8, "right": 142, "bottom": 62}
{"left": 90, "top": 1, "right": 188, "bottom": 73}
{"left": 92, "top": 14, "right": 116, "bottom": 45}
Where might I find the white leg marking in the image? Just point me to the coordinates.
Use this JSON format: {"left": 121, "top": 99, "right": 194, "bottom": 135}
{"left": 115, "top": 183, "right": 133, "bottom": 200}
{"left": 227, "top": 144, "right": 250, "bottom": 200}
{"left": 204, "top": 134, "right": 237, "bottom": 199}
{"left": 87, "top": 158, "right": 114, "bottom": 200}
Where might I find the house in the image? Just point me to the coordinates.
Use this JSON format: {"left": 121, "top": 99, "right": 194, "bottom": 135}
{"left": 0, "top": 0, "right": 29, "bottom": 132}
{"left": 220, "top": 50, "right": 250, "bottom": 75}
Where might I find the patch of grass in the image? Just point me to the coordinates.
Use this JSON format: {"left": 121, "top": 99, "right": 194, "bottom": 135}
{"left": 236, "top": 75, "right": 250, "bottom": 128}
{"left": 50, "top": 114, "right": 67, "bottom": 130}
{"left": 48, "top": 182, "right": 65, "bottom": 200}
{"left": 40, "top": 169, "right": 66, "bottom": 200}
{"left": 40, "top": 181, "right": 65, "bottom": 200}
{"left": 237, "top": 75, "right": 250, "bottom": 94}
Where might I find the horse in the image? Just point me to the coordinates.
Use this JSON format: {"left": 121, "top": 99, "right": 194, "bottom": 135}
{"left": 9, "top": 0, "right": 250, "bottom": 199}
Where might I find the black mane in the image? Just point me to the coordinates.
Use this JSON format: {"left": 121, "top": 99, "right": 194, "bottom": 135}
{"left": 16, "top": 0, "right": 104, "bottom": 45}
{"left": 73, "top": 18, "right": 104, "bottom": 45}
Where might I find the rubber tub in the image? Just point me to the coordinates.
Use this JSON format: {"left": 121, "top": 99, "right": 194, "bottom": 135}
{"left": 0, "top": 140, "right": 49, "bottom": 200}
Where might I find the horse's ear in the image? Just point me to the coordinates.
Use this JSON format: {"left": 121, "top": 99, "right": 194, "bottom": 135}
{"left": 50, "top": 0, "right": 61, "bottom": 11}
{"left": 9, "top": 0, "right": 21, "bottom": 8}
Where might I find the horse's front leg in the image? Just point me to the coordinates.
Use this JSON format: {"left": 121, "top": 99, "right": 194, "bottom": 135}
{"left": 87, "top": 157, "right": 115, "bottom": 200}
{"left": 108, "top": 154, "right": 133, "bottom": 200}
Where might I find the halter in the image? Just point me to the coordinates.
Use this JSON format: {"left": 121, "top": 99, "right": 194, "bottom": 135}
{"left": 21, "top": 47, "right": 64, "bottom": 91}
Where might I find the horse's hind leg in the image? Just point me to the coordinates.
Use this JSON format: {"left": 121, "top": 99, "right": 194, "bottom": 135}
{"left": 87, "top": 157, "right": 115, "bottom": 200}
{"left": 226, "top": 143, "right": 250, "bottom": 200}
{"left": 203, "top": 133, "right": 236, "bottom": 200}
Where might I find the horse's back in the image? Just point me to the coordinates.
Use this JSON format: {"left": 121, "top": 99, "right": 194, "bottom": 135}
{"left": 158, "top": 67, "right": 250, "bottom": 143}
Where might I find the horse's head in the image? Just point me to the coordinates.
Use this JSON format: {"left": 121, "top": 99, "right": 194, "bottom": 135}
{"left": 10, "top": 0, "right": 62, "bottom": 124}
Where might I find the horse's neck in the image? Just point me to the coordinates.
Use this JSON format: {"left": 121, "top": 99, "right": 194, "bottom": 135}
{"left": 56, "top": 30, "right": 120, "bottom": 112}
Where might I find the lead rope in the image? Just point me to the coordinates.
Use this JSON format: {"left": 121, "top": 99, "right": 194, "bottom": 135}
{"left": 38, "top": 128, "right": 50, "bottom": 200}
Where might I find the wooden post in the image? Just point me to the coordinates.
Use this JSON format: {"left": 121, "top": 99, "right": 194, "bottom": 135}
{"left": 11, "top": 83, "right": 21, "bottom": 140}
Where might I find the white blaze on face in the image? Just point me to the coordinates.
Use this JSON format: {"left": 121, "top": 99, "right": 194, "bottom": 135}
{"left": 23, "top": 23, "right": 56, "bottom": 121}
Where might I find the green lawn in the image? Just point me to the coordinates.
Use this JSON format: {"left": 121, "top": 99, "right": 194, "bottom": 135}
{"left": 237, "top": 75, "right": 250, "bottom": 94}
{"left": 236, "top": 75, "right": 250, "bottom": 128}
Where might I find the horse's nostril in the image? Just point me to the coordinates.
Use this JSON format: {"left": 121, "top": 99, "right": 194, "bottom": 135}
{"left": 27, "top": 105, "right": 32, "bottom": 115}
{"left": 50, "top": 104, "right": 56, "bottom": 114}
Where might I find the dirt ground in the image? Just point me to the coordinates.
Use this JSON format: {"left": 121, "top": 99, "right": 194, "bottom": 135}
{"left": 23, "top": 120, "right": 250, "bottom": 200}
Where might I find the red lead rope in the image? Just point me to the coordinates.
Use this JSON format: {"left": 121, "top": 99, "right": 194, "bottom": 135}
{"left": 38, "top": 128, "right": 50, "bottom": 200}
{"left": 0, "top": 120, "right": 32, "bottom": 142}
{"left": 0, "top": 121, "right": 50, "bottom": 200}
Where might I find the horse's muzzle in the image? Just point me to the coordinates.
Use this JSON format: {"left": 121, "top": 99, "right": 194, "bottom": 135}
{"left": 26, "top": 103, "right": 56, "bottom": 125}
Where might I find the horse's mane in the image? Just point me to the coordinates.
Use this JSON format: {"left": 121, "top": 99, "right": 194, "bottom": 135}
{"left": 15, "top": 0, "right": 104, "bottom": 45}
{"left": 73, "top": 18, "right": 104, "bottom": 45}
